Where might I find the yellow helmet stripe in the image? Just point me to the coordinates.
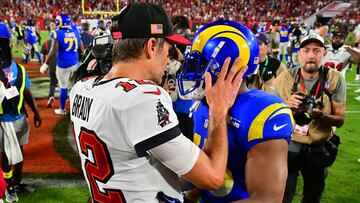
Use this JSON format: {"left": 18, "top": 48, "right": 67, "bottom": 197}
{"left": 248, "top": 103, "right": 288, "bottom": 141}
{"left": 56, "top": 16, "right": 62, "bottom": 27}
{"left": 213, "top": 32, "right": 250, "bottom": 72}
{"left": 192, "top": 25, "right": 245, "bottom": 53}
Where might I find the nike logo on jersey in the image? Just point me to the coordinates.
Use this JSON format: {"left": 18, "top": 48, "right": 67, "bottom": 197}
{"left": 143, "top": 87, "right": 161, "bottom": 95}
{"left": 273, "top": 123, "right": 288, "bottom": 131}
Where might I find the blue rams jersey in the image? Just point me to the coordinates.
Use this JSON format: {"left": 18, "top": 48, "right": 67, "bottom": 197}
{"left": 280, "top": 26, "right": 289, "bottom": 43}
{"left": 25, "top": 26, "right": 37, "bottom": 44}
{"left": 72, "top": 24, "right": 82, "bottom": 35}
{"left": 193, "top": 89, "right": 294, "bottom": 203}
{"left": 0, "top": 61, "right": 31, "bottom": 122}
{"left": 256, "top": 22, "right": 267, "bottom": 33}
{"left": 51, "top": 28, "right": 81, "bottom": 68}
{"left": 173, "top": 98, "right": 194, "bottom": 114}
{"left": 0, "top": 22, "right": 12, "bottom": 38}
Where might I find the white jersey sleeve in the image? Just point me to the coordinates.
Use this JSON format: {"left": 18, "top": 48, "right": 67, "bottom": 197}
{"left": 148, "top": 133, "right": 200, "bottom": 176}
{"left": 122, "top": 84, "right": 181, "bottom": 157}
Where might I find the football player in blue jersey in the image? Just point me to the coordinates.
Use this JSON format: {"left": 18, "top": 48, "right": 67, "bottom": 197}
{"left": 178, "top": 20, "right": 295, "bottom": 203}
{"left": 40, "top": 14, "right": 84, "bottom": 115}
{"left": 71, "top": 15, "right": 82, "bottom": 35}
{"left": 288, "top": 22, "right": 305, "bottom": 69}
{"left": 24, "top": 19, "right": 42, "bottom": 64}
{"left": 279, "top": 23, "right": 290, "bottom": 65}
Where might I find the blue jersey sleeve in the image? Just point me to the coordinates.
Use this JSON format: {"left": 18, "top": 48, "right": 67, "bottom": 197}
{"left": 246, "top": 103, "right": 294, "bottom": 150}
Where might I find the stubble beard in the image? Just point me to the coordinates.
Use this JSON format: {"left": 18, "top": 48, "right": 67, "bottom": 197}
{"left": 303, "top": 62, "right": 319, "bottom": 74}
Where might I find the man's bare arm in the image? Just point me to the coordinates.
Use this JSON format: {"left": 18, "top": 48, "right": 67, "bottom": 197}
{"left": 231, "top": 139, "right": 288, "bottom": 203}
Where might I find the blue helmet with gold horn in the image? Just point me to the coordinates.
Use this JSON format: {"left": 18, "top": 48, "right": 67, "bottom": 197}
{"left": 177, "top": 20, "right": 259, "bottom": 99}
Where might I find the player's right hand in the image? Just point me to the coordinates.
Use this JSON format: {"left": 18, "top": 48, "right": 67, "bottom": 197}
{"left": 286, "top": 94, "right": 303, "bottom": 109}
{"left": 204, "top": 57, "right": 247, "bottom": 116}
{"left": 40, "top": 63, "right": 48, "bottom": 74}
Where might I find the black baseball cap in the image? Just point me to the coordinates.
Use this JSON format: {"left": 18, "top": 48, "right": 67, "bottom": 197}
{"left": 255, "top": 32, "right": 269, "bottom": 45}
{"left": 111, "top": 3, "right": 191, "bottom": 45}
{"left": 0, "top": 38, "right": 12, "bottom": 69}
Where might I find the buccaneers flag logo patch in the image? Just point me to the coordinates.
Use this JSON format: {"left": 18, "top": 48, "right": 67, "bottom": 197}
{"left": 156, "top": 99, "right": 171, "bottom": 127}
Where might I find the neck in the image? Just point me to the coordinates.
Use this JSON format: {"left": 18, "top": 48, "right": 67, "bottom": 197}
{"left": 237, "top": 80, "right": 248, "bottom": 95}
{"left": 259, "top": 54, "right": 267, "bottom": 63}
{"left": 300, "top": 68, "right": 319, "bottom": 80}
{"left": 104, "top": 59, "right": 148, "bottom": 80}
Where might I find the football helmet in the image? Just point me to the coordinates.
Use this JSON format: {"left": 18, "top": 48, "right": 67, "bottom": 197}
{"left": 55, "top": 14, "right": 71, "bottom": 28}
{"left": 177, "top": 20, "right": 259, "bottom": 100}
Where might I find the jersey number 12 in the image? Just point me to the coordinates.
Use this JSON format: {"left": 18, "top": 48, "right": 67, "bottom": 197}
{"left": 79, "top": 128, "right": 126, "bottom": 203}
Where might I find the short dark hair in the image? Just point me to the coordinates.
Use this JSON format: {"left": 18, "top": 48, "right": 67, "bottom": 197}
{"left": 81, "top": 22, "right": 90, "bottom": 32}
{"left": 112, "top": 38, "right": 165, "bottom": 64}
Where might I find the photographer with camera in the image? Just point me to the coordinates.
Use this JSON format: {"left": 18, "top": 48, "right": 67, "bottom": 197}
{"left": 272, "top": 33, "right": 346, "bottom": 203}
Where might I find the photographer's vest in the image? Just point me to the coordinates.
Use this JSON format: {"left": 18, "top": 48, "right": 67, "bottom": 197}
{"left": 0, "top": 62, "right": 26, "bottom": 115}
{"left": 248, "top": 55, "right": 287, "bottom": 93}
{"left": 273, "top": 66, "right": 340, "bottom": 144}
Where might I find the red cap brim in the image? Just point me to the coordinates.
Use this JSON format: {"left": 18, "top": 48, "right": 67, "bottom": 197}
{"left": 165, "top": 34, "right": 191, "bottom": 45}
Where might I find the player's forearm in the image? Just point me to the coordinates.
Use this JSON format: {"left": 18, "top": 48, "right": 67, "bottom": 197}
{"left": 349, "top": 49, "right": 360, "bottom": 64}
{"left": 44, "top": 52, "right": 55, "bottom": 65}
{"left": 202, "top": 111, "right": 228, "bottom": 183}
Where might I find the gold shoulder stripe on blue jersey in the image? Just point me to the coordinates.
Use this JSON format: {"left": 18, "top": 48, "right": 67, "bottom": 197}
{"left": 248, "top": 103, "right": 288, "bottom": 141}
{"left": 269, "top": 107, "right": 295, "bottom": 128}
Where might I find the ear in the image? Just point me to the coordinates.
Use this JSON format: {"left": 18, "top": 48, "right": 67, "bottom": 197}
{"left": 144, "top": 38, "right": 157, "bottom": 59}
{"left": 266, "top": 44, "right": 270, "bottom": 53}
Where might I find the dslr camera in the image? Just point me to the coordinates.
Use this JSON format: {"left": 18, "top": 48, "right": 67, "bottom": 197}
{"left": 293, "top": 93, "right": 318, "bottom": 126}
{"left": 74, "top": 34, "right": 113, "bottom": 82}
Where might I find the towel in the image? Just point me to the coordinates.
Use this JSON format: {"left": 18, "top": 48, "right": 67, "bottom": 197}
{"left": 0, "top": 83, "right": 5, "bottom": 103}
{"left": 1, "top": 122, "right": 23, "bottom": 165}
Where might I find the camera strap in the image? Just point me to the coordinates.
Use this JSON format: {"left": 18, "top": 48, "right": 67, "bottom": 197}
{"left": 291, "top": 67, "right": 327, "bottom": 99}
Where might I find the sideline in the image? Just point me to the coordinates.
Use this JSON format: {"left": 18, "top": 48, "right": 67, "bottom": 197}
{"left": 346, "top": 111, "right": 360, "bottom": 113}
{"left": 23, "top": 178, "right": 87, "bottom": 188}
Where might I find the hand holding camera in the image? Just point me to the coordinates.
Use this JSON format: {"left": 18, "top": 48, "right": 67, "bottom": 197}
{"left": 312, "top": 108, "right": 323, "bottom": 119}
{"left": 292, "top": 93, "right": 318, "bottom": 126}
{"left": 286, "top": 94, "right": 303, "bottom": 109}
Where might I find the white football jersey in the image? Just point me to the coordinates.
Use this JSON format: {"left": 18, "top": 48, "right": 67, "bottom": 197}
{"left": 322, "top": 46, "right": 351, "bottom": 72}
{"left": 70, "top": 77, "right": 184, "bottom": 203}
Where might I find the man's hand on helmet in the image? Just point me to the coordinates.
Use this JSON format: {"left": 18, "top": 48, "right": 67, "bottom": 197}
{"left": 205, "top": 57, "right": 247, "bottom": 117}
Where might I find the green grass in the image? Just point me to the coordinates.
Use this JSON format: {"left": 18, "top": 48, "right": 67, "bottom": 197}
{"left": 17, "top": 187, "right": 89, "bottom": 203}
{"left": 10, "top": 33, "right": 360, "bottom": 202}
{"left": 12, "top": 31, "right": 50, "bottom": 59}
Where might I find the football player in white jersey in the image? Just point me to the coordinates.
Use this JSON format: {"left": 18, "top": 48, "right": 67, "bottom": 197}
{"left": 70, "top": 3, "right": 247, "bottom": 203}
{"left": 322, "top": 31, "right": 360, "bottom": 78}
